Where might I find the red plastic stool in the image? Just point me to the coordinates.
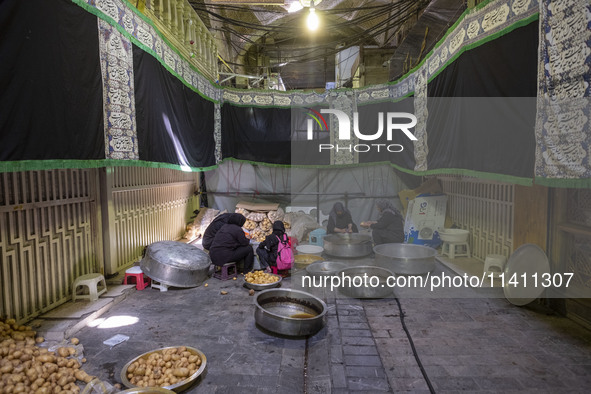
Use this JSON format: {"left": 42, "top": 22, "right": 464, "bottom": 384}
{"left": 123, "top": 266, "right": 151, "bottom": 290}
{"left": 213, "top": 262, "right": 237, "bottom": 280}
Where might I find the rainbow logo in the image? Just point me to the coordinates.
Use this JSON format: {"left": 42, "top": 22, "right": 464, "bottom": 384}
{"left": 306, "top": 108, "right": 329, "bottom": 131}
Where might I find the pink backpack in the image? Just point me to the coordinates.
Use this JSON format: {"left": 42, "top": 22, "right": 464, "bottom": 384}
{"left": 276, "top": 234, "right": 294, "bottom": 270}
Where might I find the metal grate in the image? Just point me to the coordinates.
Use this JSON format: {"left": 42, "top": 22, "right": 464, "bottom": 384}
{"left": 0, "top": 170, "right": 99, "bottom": 323}
{"left": 439, "top": 175, "right": 514, "bottom": 261}
{"left": 110, "top": 167, "right": 199, "bottom": 272}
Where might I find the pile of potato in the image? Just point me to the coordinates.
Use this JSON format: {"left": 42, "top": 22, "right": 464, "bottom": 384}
{"left": 244, "top": 271, "right": 279, "bottom": 285}
{"left": 125, "top": 346, "right": 201, "bottom": 388}
{"left": 0, "top": 318, "right": 94, "bottom": 393}
{"left": 237, "top": 207, "right": 290, "bottom": 242}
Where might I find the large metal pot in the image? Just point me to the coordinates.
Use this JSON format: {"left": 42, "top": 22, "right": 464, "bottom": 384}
{"left": 374, "top": 243, "right": 437, "bottom": 275}
{"left": 336, "top": 266, "right": 394, "bottom": 299}
{"left": 120, "top": 346, "right": 207, "bottom": 392}
{"left": 323, "top": 233, "right": 373, "bottom": 258}
{"left": 140, "top": 241, "right": 210, "bottom": 287}
{"left": 254, "top": 289, "right": 327, "bottom": 336}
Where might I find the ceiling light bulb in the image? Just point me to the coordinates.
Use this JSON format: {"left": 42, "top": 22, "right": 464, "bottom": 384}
{"left": 307, "top": 8, "right": 319, "bottom": 31}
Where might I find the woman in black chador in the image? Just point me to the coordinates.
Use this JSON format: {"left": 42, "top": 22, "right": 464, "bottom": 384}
{"left": 327, "top": 202, "right": 358, "bottom": 234}
{"left": 362, "top": 199, "right": 404, "bottom": 245}
{"left": 209, "top": 214, "right": 254, "bottom": 273}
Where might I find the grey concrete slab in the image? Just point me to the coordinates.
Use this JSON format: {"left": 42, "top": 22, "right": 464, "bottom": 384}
{"left": 30, "top": 260, "right": 591, "bottom": 393}
{"left": 42, "top": 298, "right": 113, "bottom": 319}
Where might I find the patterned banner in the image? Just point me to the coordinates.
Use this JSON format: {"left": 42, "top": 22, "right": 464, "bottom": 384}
{"left": 98, "top": 19, "right": 138, "bottom": 160}
{"left": 413, "top": 65, "right": 429, "bottom": 172}
{"left": 535, "top": 0, "right": 591, "bottom": 183}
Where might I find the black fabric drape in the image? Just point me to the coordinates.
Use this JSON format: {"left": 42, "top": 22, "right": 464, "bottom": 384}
{"left": 0, "top": 0, "right": 104, "bottom": 161}
{"left": 134, "top": 46, "right": 215, "bottom": 168}
{"left": 426, "top": 22, "right": 538, "bottom": 178}
{"left": 221, "top": 104, "right": 291, "bottom": 165}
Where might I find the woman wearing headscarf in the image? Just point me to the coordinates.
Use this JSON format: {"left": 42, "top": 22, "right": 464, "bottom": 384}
{"left": 361, "top": 199, "right": 404, "bottom": 245}
{"left": 256, "top": 221, "right": 288, "bottom": 273}
{"left": 327, "top": 202, "right": 358, "bottom": 234}
{"left": 202, "top": 213, "right": 238, "bottom": 250}
{"left": 209, "top": 214, "right": 254, "bottom": 273}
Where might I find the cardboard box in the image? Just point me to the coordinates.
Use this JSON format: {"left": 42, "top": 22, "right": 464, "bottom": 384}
{"left": 236, "top": 201, "right": 280, "bottom": 212}
{"left": 404, "top": 194, "right": 447, "bottom": 247}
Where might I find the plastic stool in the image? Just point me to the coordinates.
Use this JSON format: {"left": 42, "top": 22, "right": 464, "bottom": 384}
{"left": 123, "top": 266, "right": 151, "bottom": 290}
{"left": 72, "top": 273, "right": 107, "bottom": 302}
{"left": 441, "top": 241, "right": 471, "bottom": 259}
{"left": 213, "top": 262, "right": 238, "bottom": 280}
{"left": 309, "top": 228, "right": 326, "bottom": 247}
{"left": 271, "top": 266, "right": 290, "bottom": 278}
{"left": 484, "top": 254, "right": 507, "bottom": 277}
{"left": 151, "top": 279, "right": 169, "bottom": 292}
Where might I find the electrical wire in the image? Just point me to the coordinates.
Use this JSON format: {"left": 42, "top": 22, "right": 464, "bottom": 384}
{"left": 394, "top": 296, "right": 436, "bottom": 394}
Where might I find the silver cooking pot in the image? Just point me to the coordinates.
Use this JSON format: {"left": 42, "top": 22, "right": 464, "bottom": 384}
{"left": 140, "top": 241, "right": 210, "bottom": 287}
{"left": 323, "top": 233, "right": 373, "bottom": 258}
{"left": 254, "top": 289, "right": 327, "bottom": 337}
{"left": 373, "top": 243, "right": 437, "bottom": 275}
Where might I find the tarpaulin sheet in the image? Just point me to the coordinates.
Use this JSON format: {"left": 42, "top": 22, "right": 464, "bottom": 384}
{"left": 133, "top": 45, "right": 215, "bottom": 168}
{"left": 0, "top": 0, "right": 104, "bottom": 161}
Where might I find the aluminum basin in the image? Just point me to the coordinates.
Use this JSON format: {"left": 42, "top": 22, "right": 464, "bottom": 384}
{"left": 323, "top": 233, "right": 373, "bottom": 258}
{"left": 120, "top": 346, "right": 206, "bottom": 392}
{"left": 254, "top": 289, "right": 327, "bottom": 337}
{"left": 244, "top": 273, "right": 282, "bottom": 291}
{"left": 336, "top": 266, "right": 394, "bottom": 299}
{"left": 374, "top": 243, "right": 437, "bottom": 275}
{"left": 140, "top": 241, "right": 210, "bottom": 287}
{"left": 306, "top": 261, "right": 348, "bottom": 276}
{"left": 439, "top": 228, "right": 469, "bottom": 243}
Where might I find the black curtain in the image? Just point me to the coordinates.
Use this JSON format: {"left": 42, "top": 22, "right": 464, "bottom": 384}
{"left": 134, "top": 46, "right": 215, "bottom": 168}
{"left": 0, "top": 0, "right": 104, "bottom": 161}
{"left": 221, "top": 104, "right": 291, "bottom": 165}
{"left": 426, "top": 22, "right": 538, "bottom": 178}
{"left": 357, "top": 98, "right": 417, "bottom": 170}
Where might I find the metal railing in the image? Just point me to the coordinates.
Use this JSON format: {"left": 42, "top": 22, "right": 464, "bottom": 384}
{"left": 142, "top": 0, "right": 218, "bottom": 80}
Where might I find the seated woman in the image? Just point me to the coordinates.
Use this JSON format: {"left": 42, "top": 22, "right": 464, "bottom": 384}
{"left": 202, "top": 212, "right": 235, "bottom": 251}
{"left": 256, "top": 221, "right": 289, "bottom": 273}
{"left": 361, "top": 199, "right": 404, "bottom": 245}
{"left": 327, "top": 202, "right": 358, "bottom": 234}
{"left": 208, "top": 214, "right": 254, "bottom": 273}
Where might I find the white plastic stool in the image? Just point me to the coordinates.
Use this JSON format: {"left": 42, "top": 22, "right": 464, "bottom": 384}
{"left": 441, "top": 241, "right": 471, "bottom": 259}
{"left": 72, "top": 273, "right": 107, "bottom": 302}
{"left": 484, "top": 254, "right": 507, "bottom": 277}
{"left": 151, "top": 279, "right": 169, "bottom": 292}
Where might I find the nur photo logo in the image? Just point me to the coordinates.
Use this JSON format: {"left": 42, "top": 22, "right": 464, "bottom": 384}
{"left": 305, "top": 109, "right": 418, "bottom": 153}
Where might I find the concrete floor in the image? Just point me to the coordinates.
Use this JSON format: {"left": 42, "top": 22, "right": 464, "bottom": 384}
{"left": 43, "top": 259, "right": 591, "bottom": 393}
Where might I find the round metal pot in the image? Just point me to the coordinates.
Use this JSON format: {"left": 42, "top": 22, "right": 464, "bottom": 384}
{"left": 323, "top": 233, "right": 373, "bottom": 258}
{"left": 120, "top": 346, "right": 207, "bottom": 392}
{"left": 244, "top": 273, "right": 282, "bottom": 291}
{"left": 306, "top": 261, "right": 348, "bottom": 276}
{"left": 374, "top": 243, "right": 437, "bottom": 275}
{"left": 336, "top": 266, "right": 394, "bottom": 299}
{"left": 140, "top": 241, "right": 210, "bottom": 287}
{"left": 254, "top": 289, "right": 327, "bottom": 337}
